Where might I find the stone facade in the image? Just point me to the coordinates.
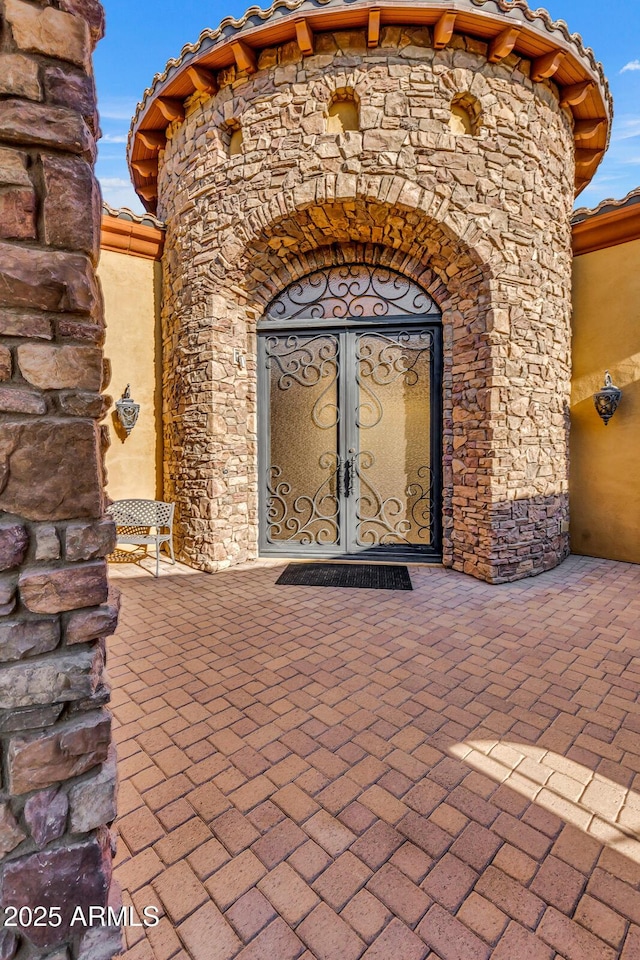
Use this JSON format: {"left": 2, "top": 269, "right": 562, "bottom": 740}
{"left": 0, "top": 1, "right": 119, "bottom": 957}
{"left": 157, "top": 22, "right": 577, "bottom": 582}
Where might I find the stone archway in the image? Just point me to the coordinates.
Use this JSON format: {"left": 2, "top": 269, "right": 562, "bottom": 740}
{"left": 161, "top": 191, "right": 519, "bottom": 580}
{"left": 242, "top": 199, "right": 499, "bottom": 579}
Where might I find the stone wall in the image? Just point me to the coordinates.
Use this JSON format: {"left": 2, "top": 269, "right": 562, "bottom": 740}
{"left": 158, "top": 26, "right": 574, "bottom": 582}
{"left": 0, "top": 1, "right": 120, "bottom": 957}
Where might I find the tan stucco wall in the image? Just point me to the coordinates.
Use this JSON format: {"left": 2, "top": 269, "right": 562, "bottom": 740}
{"left": 98, "top": 249, "right": 163, "bottom": 501}
{"left": 571, "top": 237, "right": 640, "bottom": 563}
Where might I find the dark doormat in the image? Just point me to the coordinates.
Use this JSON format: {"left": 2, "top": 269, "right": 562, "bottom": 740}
{"left": 275, "top": 562, "right": 412, "bottom": 590}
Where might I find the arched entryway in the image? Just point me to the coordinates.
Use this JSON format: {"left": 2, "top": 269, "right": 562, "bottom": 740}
{"left": 258, "top": 263, "right": 443, "bottom": 561}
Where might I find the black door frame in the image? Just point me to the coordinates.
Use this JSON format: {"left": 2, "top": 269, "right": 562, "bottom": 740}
{"left": 257, "top": 312, "right": 443, "bottom": 563}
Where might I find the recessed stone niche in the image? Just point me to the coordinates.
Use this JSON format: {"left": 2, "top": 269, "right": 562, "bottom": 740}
{"left": 129, "top": 0, "right": 611, "bottom": 582}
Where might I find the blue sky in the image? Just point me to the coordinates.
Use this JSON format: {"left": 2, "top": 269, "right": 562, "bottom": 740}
{"left": 95, "top": 0, "right": 640, "bottom": 213}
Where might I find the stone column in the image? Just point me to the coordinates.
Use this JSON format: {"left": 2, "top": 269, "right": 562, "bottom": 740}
{"left": 0, "top": 1, "right": 120, "bottom": 958}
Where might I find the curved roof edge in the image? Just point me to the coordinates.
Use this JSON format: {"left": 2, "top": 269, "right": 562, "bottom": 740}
{"left": 572, "top": 186, "right": 640, "bottom": 224}
{"left": 130, "top": 0, "right": 612, "bottom": 125}
{"left": 101, "top": 203, "right": 165, "bottom": 260}
{"left": 102, "top": 201, "right": 165, "bottom": 230}
{"left": 126, "top": 0, "right": 613, "bottom": 213}
{"left": 572, "top": 187, "right": 640, "bottom": 256}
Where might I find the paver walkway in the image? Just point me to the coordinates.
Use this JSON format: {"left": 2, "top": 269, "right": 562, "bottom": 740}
{"left": 109, "top": 555, "right": 640, "bottom": 960}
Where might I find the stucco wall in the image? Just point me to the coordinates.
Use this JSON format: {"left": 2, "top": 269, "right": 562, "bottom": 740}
{"left": 571, "top": 237, "right": 640, "bottom": 563}
{"left": 99, "top": 249, "right": 163, "bottom": 501}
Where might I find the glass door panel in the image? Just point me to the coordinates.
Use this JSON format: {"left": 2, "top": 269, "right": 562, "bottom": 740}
{"left": 351, "top": 330, "right": 434, "bottom": 548}
{"left": 264, "top": 333, "right": 341, "bottom": 547}
{"left": 259, "top": 324, "right": 441, "bottom": 560}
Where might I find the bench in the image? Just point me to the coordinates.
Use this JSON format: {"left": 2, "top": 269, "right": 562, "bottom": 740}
{"left": 107, "top": 499, "right": 175, "bottom": 578}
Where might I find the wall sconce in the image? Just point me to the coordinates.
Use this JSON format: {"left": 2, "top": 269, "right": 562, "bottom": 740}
{"left": 593, "top": 371, "right": 622, "bottom": 426}
{"left": 233, "top": 348, "right": 246, "bottom": 371}
{"left": 114, "top": 385, "right": 140, "bottom": 437}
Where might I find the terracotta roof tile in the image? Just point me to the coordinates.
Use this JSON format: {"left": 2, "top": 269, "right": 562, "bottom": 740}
{"left": 102, "top": 201, "right": 165, "bottom": 230}
{"left": 572, "top": 186, "right": 640, "bottom": 224}
{"left": 127, "top": 0, "right": 612, "bottom": 154}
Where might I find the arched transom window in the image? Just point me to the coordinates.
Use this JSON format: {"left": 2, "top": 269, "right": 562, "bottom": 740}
{"left": 262, "top": 264, "right": 441, "bottom": 325}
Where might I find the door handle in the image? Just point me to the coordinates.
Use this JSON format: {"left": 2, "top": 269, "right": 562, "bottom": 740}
{"left": 344, "top": 457, "right": 353, "bottom": 498}
{"left": 337, "top": 457, "right": 355, "bottom": 497}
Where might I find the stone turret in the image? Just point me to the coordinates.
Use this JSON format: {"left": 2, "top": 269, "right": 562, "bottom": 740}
{"left": 128, "top": 0, "right": 611, "bottom": 582}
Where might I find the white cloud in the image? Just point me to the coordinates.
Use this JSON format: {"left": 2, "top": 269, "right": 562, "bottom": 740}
{"left": 98, "top": 96, "right": 138, "bottom": 121}
{"left": 99, "top": 176, "right": 144, "bottom": 214}
{"left": 579, "top": 179, "right": 623, "bottom": 197}
{"left": 613, "top": 117, "right": 640, "bottom": 142}
{"left": 621, "top": 60, "right": 640, "bottom": 73}
{"left": 101, "top": 133, "right": 129, "bottom": 144}
{"left": 100, "top": 177, "right": 131, "bottom": 188}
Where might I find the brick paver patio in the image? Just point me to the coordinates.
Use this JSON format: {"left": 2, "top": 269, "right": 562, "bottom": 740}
{"left": 109, "top": 555, "right": 640, "bottom": 960}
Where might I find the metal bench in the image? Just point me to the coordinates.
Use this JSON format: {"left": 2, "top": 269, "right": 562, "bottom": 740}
{"left": 107, "top": 499, "right": 175, "bottom": 578}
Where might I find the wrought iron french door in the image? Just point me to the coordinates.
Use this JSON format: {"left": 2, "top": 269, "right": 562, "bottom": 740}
{"left": 258, "top": 322, "right": 442, "bottom": 561}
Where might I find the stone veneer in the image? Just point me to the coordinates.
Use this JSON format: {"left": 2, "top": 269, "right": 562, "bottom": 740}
{"left": 0, "top": 1, "right": 120, "bottom": 957}
{"left": 158, "top": 22, "right": 576, "bottom": 582}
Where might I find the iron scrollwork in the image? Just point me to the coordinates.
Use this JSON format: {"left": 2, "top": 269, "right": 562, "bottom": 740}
{"left": 265, "top": 333, "right": 341, "bottom": 544}
{"left": 407, "top": 465, "right": 436, "bottom": 545}
{"left": 354, "top": 453, "right": 434, "bottom": 547}
{"left": 265, "top": 334, "right": 339, "bottom": 429}
{"left": 264, "top": 264, "right": 439, "bottom": 323}
{"left": 266, "top": 456, "right": 340, "bottom": 544}
{"left": 356, "top": 331, "right": 433, "bottom": 429}
{"left": 353, "top": 329, "right": 434, "bottom": 546}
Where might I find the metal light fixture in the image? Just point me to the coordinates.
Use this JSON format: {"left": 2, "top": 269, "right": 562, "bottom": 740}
{"left": 114, "top": 385, "right": 140, "bottom": 437}
{"left": 593, "top": 371, "right": 622, "bottom": 426}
